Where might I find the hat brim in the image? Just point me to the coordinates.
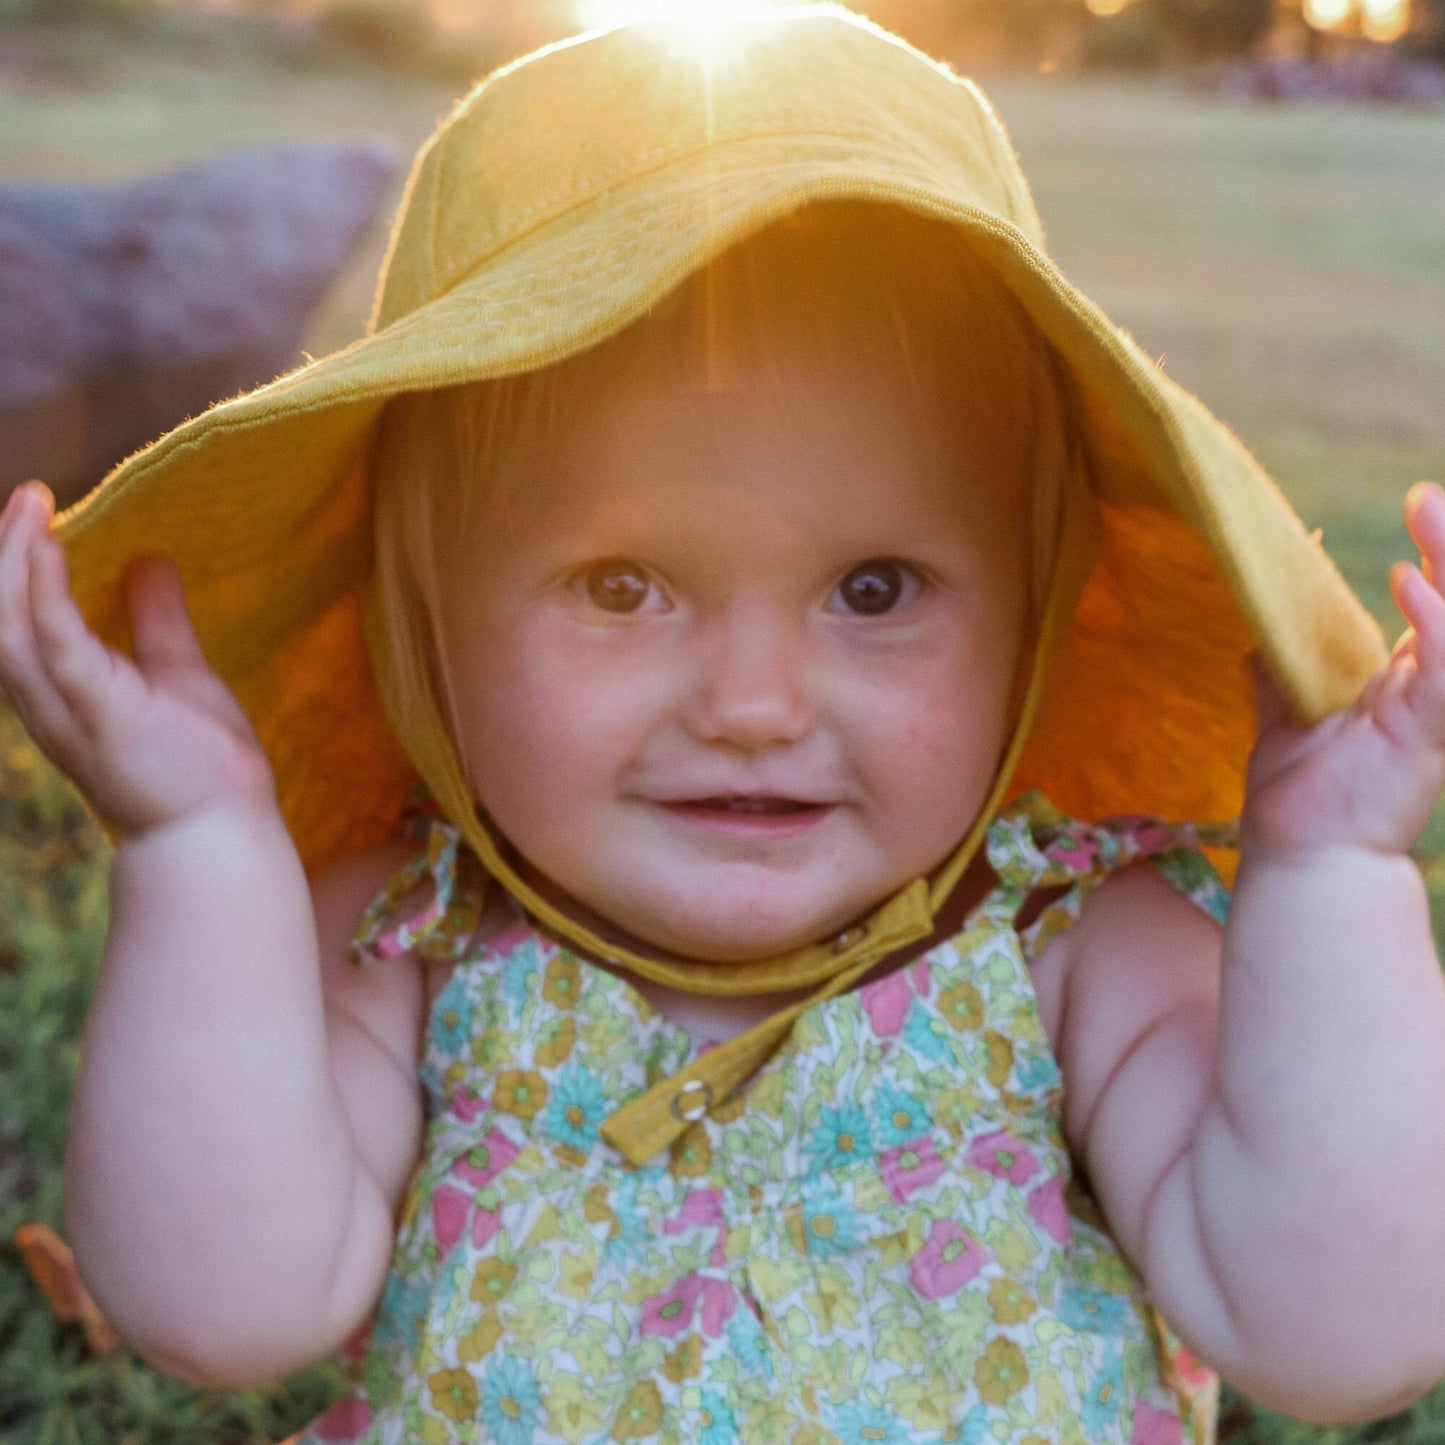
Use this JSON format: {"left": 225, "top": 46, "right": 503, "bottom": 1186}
{"left": 57, "top": 120, "right": 1386, "bottom": 873}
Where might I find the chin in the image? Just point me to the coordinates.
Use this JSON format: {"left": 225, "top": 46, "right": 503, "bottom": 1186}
{"left": 629, "top": 896, "right": 857, "bottom": 964}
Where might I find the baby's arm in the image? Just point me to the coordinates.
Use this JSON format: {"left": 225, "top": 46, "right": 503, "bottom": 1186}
{"left": 1036, "top": 482, "right": 1445, "bottom": 1423}
{"left": 0, "top": 482, "right": 423, "bottom": 1387}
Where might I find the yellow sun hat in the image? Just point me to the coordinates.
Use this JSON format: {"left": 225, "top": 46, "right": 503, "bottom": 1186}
{"left": 54, "top": 3, "right": 1386, "bottom": 1159}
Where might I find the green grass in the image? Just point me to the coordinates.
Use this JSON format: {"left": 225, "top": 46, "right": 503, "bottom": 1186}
{"left": 2, "top": 20, "right": 1444, "bottom": 1444}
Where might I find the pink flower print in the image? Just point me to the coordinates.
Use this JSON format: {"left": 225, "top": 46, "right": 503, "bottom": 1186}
{"left": 880, "top": 1137, "right": 946, "bottom": 1203}
{"left": 861, "top": 969, "right": 913, "bottom": 1037}
{"left": 451, "top": 1082, "right": 487, "bottom": 1124}
{"left": 641, "top": 1274, "right": 703, "bottom": 1338}
{"left": 909, "top": 1220, "right": 989, "bottom": 1300}
{"left": 486, "top": 922, "right": 535, "bottom": 955}
{"left": 1129, "top": 823, "right": 1174, "bottom": 856}
{"left": 967, "top": 1129, "right": 1041, "bottom": 1186}
{"left": 453, "top": 1128, "right": 520, "bottom": 1188}
{"left": 1131, "top": 1403, "right": 1184, "bottom": 1445}
{"left": 432, "top": 1184, "right": 471, "bottom": 1253}
{"left": 471, "top": 1206, "right": 501, "bottom": 1249}
{"left": 309, "top": 1396, "right": 372, "bottom": 1439}
{"left": 664, "top": 1188, "right": 725, "bottom": 1235}
{"left": 700, "top": 1276, "right": 738, "bottom": 1337}
{"left": 905, "top": 957, "right": 932, "bottom": 997}
{"left": 664, "top": 1187, "right": 729, "bottom": 1265}
{"left": 1027, "top": 1173, "right": 1071, "bottom": 1246}
{"left": 1049, "top": 828, "right": 1098, "bottom": 872}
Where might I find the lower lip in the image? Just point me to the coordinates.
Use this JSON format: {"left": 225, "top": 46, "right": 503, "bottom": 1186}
{"left": 656, "top": 802, "right": 835, "bottom": 838}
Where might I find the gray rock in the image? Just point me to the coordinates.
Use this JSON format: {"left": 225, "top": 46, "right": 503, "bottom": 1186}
{"left": 0, "top": 138, "right": 400, "bottom": 507}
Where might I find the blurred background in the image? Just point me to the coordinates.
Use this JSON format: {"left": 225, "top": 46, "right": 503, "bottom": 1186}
{"left": 1, "top": 0, "right": 1443, "bottom": 1441}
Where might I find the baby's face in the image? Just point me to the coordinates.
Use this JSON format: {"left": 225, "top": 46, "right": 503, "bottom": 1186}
{"left": 436, "top": 344, "right": 1030, "bottom": 962}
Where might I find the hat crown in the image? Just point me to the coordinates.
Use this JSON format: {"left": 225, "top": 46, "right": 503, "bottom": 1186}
{"left": 372, "top": 3, "right": 1043, "bottom": 331}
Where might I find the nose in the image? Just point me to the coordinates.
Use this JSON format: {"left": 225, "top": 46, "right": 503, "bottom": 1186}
{"left": 684, "top": 605, "right": 813, "bottom": 751}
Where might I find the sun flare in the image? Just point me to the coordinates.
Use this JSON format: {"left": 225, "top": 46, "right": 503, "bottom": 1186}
{"left": 574, "top": 0, "right": 782, "bottom": 40}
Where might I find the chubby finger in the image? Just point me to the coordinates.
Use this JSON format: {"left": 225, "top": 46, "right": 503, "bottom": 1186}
{"left": 1390, "top": 559, "right": 1445, "bottom": 740}
{"left": 29, "top": 530, "right": 129, "bottom": 737}
{"left": 0, "top": 486, "right": 73, "bottom": 737}
{"left": 123, "top": 555, "right": 208, "bottom": 676}
{"left": 1405, "top": 480, "right": 1445, "bottom": 590}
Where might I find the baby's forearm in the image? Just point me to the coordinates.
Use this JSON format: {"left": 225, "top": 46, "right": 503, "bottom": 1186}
{"left": 1162, "top": 845, "right": 1445, "bottom": 1416}
{"left": 63, "top": 799, "right": 392, "bottom": 1385}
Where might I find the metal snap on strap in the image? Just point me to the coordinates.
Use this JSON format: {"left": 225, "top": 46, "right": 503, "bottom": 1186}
{"left": 670, "top": 1078, "right": 713, "bottom": 1123}
{"left": 832, "top": 924, "right": 869, "bottom": 954}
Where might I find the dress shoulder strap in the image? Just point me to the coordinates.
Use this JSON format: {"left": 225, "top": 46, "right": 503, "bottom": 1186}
{"left": 347, "top": 799, "right": 484, "bottom": 968}
{"left": 985, "top": 791, "right": 1236, "bottom": 960}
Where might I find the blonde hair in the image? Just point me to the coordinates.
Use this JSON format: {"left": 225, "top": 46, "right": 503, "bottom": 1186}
{"left": 368, "top": 200, "right": 1071, "bottom": 809}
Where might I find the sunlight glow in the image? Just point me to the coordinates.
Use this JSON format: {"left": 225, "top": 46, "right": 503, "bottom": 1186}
{"left": 1304, "top": 0, "right": 1353, "bottom": 26}
{"left": 574, "top": 0, "right": 782, "bottom": 39}
{"left": 1303, "top": 0, "right": 1412, "bottom": 34}
{"left": 1361, "top": 0, "right": 1410, "bottom": 41}
{"left": 1085, "top": 0, "right": 1134, "bottom": 16}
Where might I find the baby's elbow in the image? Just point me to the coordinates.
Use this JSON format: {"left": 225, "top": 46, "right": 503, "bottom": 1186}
{"left": 129, "top": 1325, "right": 333, "bottom": 1391}
{"left": 1232, "top": 1336, "right": 1445, "bottom": 1427}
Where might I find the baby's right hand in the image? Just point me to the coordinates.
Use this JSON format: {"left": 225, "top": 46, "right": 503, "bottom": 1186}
{"left": 0, "top": 481, "right": 275, "bottom": 837}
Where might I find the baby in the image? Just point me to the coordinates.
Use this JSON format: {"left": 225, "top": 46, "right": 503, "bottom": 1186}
{"left": 3, "top": 9, "right": 1445, "bottom": 1444}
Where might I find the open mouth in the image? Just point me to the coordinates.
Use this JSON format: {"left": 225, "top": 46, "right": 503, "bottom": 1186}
{"left": 674, "top": 796, "right": 822, "bottom": 814}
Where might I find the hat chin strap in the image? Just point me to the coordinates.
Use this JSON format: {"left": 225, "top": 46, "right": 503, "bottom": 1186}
{"left": 371, "top": 466, "right": 1098, "bottom": 1164}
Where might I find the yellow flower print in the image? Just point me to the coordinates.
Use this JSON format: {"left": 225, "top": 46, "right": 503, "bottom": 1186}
{"left": 554, "top": 1142, "right": 589, "bottom": 1168}
{"left": 495, "top": 1068, "right": 548, "bottom": 1120}
{"left": 428, "top": 1366, "right": 480, "bottom": 1420}
{"left": 984, "top": 1218, "right": 1037, "bottom": 1276}
{"left": 583, "top": 1185, "right": 620, "bottom": 1239}
{"left": 804, "top": 1270, "right": 859, "bottom": 1334}
{"left": 663, "top": 1333, "right": 702, "bottom": 1382}
{"left": 535, "top": 1015, "right": 576, "bottom": 1067}
{"left": 545, "top": 1370, "right": 611, "bottom": 1444}
{"left": 877, "top": 1321, "right": 930, "bottom": 1370}
{"left": 748, "top": 1068, "right": 787, "bottom": 1116}
{"left": 974, "top": 1336, "right": 1030, "bottom": 1405}
{"left": 543, "top": 953, "right": 582, "bottom": 1007}
{"left": 886, "top": 1373, "right": 953, "bottom": 1432}
{"left": 558, "top": 1249, "right": 596, "bottom": 1299}
{"left": 984, "top": 1029, "right": 1014, "bottom": 1087}
{"left": 938, "top": 979, "right": 985, "bottom": 1032}
{"left": 669, "top": 1124, "right": 713, "bottom": 1179}
{"left": 613, "top": 1379, "right": 665, "bottom": 1439}
{"left": 987, "top": 1275, "right": 1035, "bottom": 1325}
{"left": 791, "top": 1422, "right": 843, "bottom": 1445}
{"left": 456, "top": 1310, "right": 503, "bottom": 1363}
{"left": 470, "top": 1256, "right": 519, "bottom": 1308}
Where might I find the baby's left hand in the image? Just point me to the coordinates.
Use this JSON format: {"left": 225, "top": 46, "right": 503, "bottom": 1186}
{"left": 1242, "top": 480, "right": 1445, "bottom": 858}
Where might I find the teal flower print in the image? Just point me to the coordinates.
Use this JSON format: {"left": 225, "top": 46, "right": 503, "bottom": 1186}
{"left": 902, "top": 1004, "right": 957, "bottom": 1066}
{"left": 1061, "top": 1284, "right": 1128, "bottom": 1333}
{"left": 726, "top": 1305, "right": 775, "bottom": 1379}
{"left": 429, "top": 974, "right": 474, "bottom": 1055}
{"left": 698, "top": 1389, "right": 740, "bottom": 1445}
{"left": 827, "top": 1400, "right": 913, "bottom": 1445}
{"left": 870, "top": 1083, "right": 931, "bottom": 1148}
{"left": 600, "top": 1172, "right": 651, "bottom": 1269}
{"left": 806, "top": 1101, "right": 873, "bottom": 1172}
{"left": 1081, "top": 1349, "right": 1125, "bottom": 1437}
{"left": 480, "top": 1354, "right": 542, "bottom": 1445}
{"left": 799, "top": 1175, "right": 864, "bottom": 1258}
{"left": 1014, "top": 1050, "right": 1062, "bottom": 1093}
{"left": 371, "top": 1271, "right": 429, "bottom": 1352}
{"left": 541, "top": 1063, "right": 609, "bottom": 1148}
{"left": 503, "top": 938, "right": 543, "bottom": 1015}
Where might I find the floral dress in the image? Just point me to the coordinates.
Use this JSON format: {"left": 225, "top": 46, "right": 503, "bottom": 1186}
{"left": 295, "top": 794, "right": 1233, "bottom": 1445}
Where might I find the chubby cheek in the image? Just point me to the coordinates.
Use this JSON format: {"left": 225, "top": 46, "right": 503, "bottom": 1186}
{"left": 451, "top": 639, "right": 647, "bottom": 849}
{"left": 850, "top": 645, "right": 1015, "bottom": 866}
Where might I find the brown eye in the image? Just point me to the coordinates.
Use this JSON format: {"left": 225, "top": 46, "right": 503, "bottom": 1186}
{"left": 833, "top": 560, "right": 913, "bottom": 616}
{"left": 583, "top": 562, "right": 655, "bottom": 614}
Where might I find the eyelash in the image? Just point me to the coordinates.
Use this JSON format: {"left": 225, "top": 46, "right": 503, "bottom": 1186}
{"left": 569, "top": 558, "right": 926, "bottom": 617}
